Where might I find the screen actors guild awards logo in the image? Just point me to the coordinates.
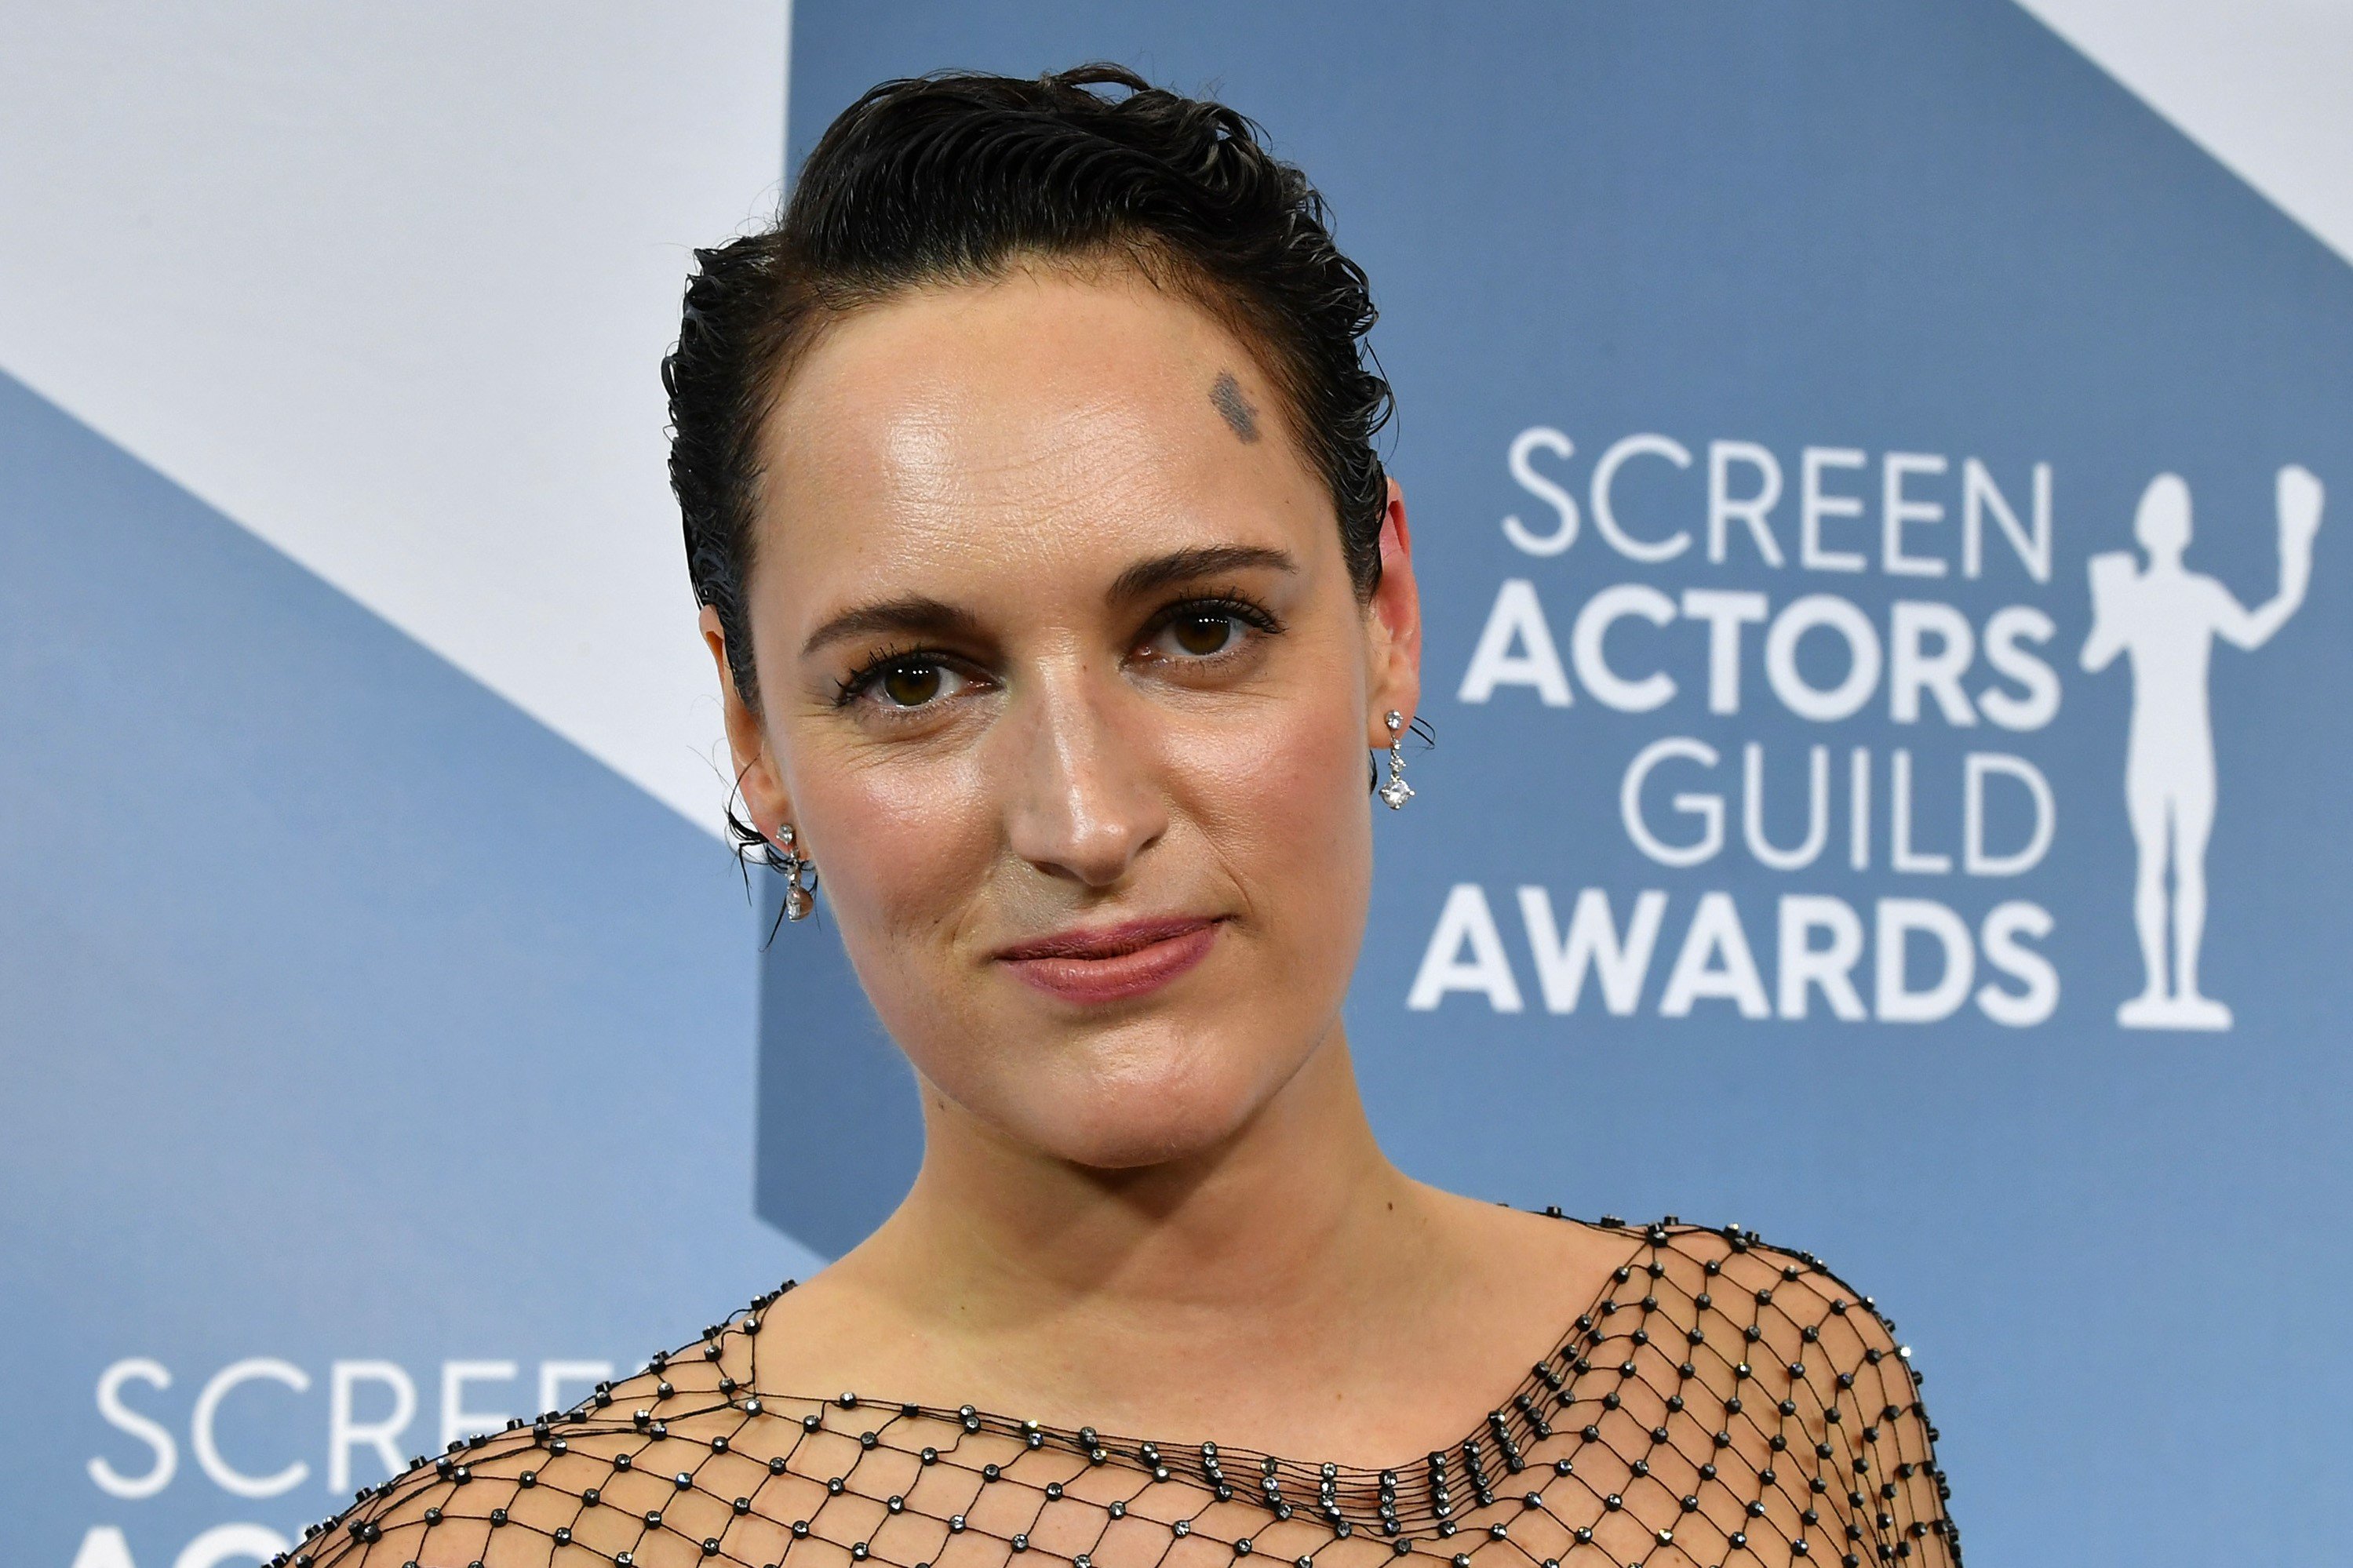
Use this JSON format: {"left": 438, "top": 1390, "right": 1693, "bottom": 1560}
{"left": 2081, "top": 465, "right": 2323, "bottom": 1030}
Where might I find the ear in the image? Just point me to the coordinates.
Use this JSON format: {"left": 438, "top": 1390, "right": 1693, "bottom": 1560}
{"left": 701, "top": 603, "right": 792, "bottom": 839}
{"left": 1364, "top": 474, "right": 1423, "bottom": 744}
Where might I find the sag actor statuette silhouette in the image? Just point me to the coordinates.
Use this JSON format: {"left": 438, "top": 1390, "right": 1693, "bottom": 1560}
{"left": 2081, "top": 464, "right": 2323, "bottom": 1031}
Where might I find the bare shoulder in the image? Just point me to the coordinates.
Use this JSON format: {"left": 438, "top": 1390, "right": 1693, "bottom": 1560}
{"left": 1416, "top": 1186, "right": 1653, "bottom": 1308}
{"left": 705, "top": 1247, "right": 920, "bottom": 1397}
{"left": 1444, "top": 1197, "right": 1924, "bottom": 1362}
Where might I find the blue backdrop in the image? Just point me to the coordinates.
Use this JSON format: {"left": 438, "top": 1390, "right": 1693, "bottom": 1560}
{"left": 7, "top": 5, "right": 2348, "bottom": 1566}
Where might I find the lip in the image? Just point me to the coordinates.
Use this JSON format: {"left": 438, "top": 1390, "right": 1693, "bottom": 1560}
{"left": 996, "top": 916, "right": 1222, "bottom": 1005}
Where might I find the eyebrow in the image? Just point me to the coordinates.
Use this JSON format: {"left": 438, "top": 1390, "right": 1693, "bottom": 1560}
{"left": 800, "top": 595, "right": 985, "bottom": 659}
{"left": 1109, "top": 544, "right": 1296, "bottom": 601}
{"left": 800, "top": 544, "right": 1298, "bottom": 660}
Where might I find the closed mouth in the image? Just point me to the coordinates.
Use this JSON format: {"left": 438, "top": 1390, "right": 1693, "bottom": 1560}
{"left": 996, "top": 916, "right": 1217, "bottom": 962}
{"left": 995, "top": 916, "right": 1223, "bottom": 1003}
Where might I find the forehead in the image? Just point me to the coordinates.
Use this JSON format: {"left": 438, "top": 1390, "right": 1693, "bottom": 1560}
{"left": 756, "top": 267, "right": 1334, "bottom": 596}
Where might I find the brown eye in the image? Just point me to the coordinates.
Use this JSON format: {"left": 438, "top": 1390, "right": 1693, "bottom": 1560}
{"left": 1170, "top": 613, "right": 1236, "bottom": 657}
{"left": 880, "top": 662, "right": 943, "bottom": 706}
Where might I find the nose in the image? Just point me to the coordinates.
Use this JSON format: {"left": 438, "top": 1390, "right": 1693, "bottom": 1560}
{"left": 1000, "top": 665, "right": 1168, "bottom": 889}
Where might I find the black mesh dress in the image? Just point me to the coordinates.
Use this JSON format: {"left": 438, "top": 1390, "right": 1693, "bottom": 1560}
{"left": 275, "top": 1216, "right": 1959, "bottom": 1568}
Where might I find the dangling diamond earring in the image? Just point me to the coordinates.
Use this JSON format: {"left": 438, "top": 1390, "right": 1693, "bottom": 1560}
{"left": 770, "top": 823, "right": 818, "bottom": 921}
{"left": 1378, "top": 710, "right": 1415, "bottom": 809}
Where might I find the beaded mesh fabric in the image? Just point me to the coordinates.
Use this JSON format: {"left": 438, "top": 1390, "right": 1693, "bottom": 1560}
{"left": 276, "top": 1215, "right": 1958, "bottom": 1568}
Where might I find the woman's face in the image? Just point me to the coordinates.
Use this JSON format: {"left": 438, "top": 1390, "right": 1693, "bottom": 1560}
{"left": 711, "top": 265, "right": 1419, "bottom": 1170}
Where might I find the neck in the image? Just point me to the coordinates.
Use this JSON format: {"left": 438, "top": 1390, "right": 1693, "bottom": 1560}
{"left": 894, "top": 1025, "right": 1418, "bottom": 1313}
{"left": 792, "top": 1025, "right": 1606, "bottom": 1464}
{"left": 847, "top": 1026, "right": 1458, "bottom": 1421}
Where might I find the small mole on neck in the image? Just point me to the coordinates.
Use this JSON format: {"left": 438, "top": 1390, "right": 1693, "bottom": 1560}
{"left": 1210, "top": 371, "right": 1262, "bottom": 444}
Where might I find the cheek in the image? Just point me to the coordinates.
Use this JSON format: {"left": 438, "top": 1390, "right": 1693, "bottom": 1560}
{"left": 1191, "top": 692, "right": 1373, "bottom": 948}
{"left": 793, "top": 749, "right": 996, "bottom": 980}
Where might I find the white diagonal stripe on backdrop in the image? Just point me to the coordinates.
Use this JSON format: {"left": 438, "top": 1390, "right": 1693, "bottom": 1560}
{"left": 0, "top": 2, "right": 789, "bottom": 835}
{"left": 2018, "top": 0, "right": 2353, "bottom": 265}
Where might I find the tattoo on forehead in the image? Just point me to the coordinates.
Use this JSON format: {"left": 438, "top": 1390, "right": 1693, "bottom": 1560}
{"left": 1210, "top": 370, "right": 1262, "bottom": 444}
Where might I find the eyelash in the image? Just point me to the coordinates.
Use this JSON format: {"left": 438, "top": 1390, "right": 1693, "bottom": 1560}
{"left": 830, "top": 592, "right": 1284, "bottom": 711}
{"left": 1143, "top": 591, "right": 1284, "bottom": 653}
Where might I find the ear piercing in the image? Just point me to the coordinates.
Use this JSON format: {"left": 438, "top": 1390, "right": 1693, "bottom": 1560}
{"left": 1378, "top": 710, "right": 1415, "bottom": 809}
{"left": 770, "top": 823, "right": 818, "bottom": 921}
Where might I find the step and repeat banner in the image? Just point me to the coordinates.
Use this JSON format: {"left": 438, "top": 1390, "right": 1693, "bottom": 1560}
{"left": 5, "top": 5, "right": 2348, "bottom": 1567}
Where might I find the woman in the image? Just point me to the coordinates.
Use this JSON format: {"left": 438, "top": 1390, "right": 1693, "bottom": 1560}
{"left": 283, "top": 65, "right": 1957, "bottom": 1568}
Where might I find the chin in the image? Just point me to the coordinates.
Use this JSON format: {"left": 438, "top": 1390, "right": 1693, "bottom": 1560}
{"left": 1001, "top": 1033, "right": 1295, "bottom": 1171}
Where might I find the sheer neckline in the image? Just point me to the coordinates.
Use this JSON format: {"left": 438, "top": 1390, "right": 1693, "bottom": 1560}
{"left": 288, "top": 1209, "right": 1964, "bottom": 1568}
{"left": 729, "top": 1209, "right": 1666, "bottom": 1525}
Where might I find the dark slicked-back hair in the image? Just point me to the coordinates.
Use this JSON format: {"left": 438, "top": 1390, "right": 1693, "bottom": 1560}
{"left": 665, "top": 64, "right": 1393, "bottom": 730}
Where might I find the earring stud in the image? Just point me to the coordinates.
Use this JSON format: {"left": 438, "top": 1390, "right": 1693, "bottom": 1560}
{"left": 1378, "top": 710, "right": 1415, "bottom": 809}
{"left": 770, "top": 823, "right": 818, "bottom": 921}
